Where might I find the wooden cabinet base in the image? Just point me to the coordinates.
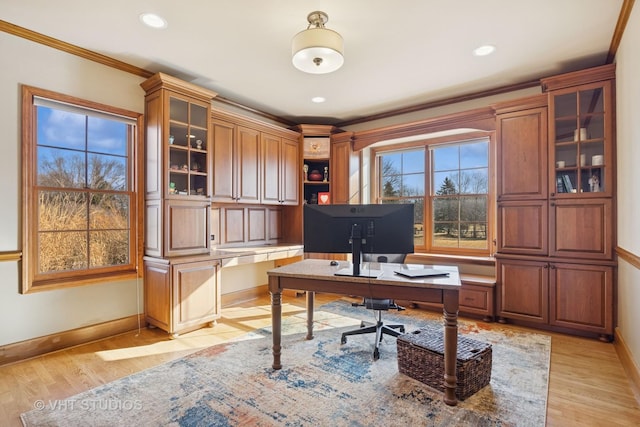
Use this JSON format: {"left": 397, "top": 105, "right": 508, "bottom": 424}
{"left": 144, "top": 258, "right": 221, "bottom": 336}
{"left": 497, "top": 256, "right": 614, "bottom": 341}
{"left": 399, "top": 274, "right": 495, "bottom": 322}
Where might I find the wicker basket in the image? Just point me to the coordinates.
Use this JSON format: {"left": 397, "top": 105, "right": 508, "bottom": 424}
{"left": 397, "top": 329, "right": 492, "bottom": 400}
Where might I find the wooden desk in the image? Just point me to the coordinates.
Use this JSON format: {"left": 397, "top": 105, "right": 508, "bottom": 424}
{"left": 267, "top": 259, "right": 461, "bottom": 406}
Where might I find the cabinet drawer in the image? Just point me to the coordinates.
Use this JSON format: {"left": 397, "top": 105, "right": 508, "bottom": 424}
{"left": 459, "top": 288, "right": 489, "bottom": 310}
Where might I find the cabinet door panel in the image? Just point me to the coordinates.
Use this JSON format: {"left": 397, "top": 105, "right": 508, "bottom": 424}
{"left": 221, "top": 207, "right": 246, "bottom": 244}
{"left": 267, "top": 207, "right": 282, "bottom": 242}
{"left": 550, "top": 263, "right": 612, "bottom": 334}
{"left": 144, "top": 262, "right": 171, "bottom": 330}
{"left": 165, "top": 200, "right": 210, "bottom": 256}
{"left": 331, "top": 139, "right": 359, "bottom": 204}
{"left": 211, "top": 119, "right": 235, "bottom": 202}
{"left": 173, "top": 261, "right": 219, "bottom": 330}
{"left": 550, "top": 198, "right": 612, "bottom": 259}
{"left": 497, "top": 108, "right": 548, "bottom": 200}
{"left": 248, "top": 207, "right": 267, "bottom": 242}
{"left": 281, "top": 137, "right": 299, "bottom": 205}
{"left": 497, "top": 200, "right": 548, "bottom": 255}
{"left": 497, "top": 259, "right": 548, "bottom": 323}
{"left": 236, "top": 126, "right": 261, "bottom": 203}
{"left": 261, "top": 133, "right": 281, "bottom": 204}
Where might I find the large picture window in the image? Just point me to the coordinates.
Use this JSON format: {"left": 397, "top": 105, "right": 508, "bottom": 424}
{"left": 375, "top": 135, "right": 492, "bottom": 256}
{"left": 22, "top": 86, "right": 141, "bottom": 292}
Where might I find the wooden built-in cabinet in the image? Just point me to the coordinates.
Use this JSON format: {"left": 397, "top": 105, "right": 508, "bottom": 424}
{"left": 330, "top": 131, "right": 360, "bottom": 205}
{"left": 141, "top": 72, "right": 217, "bottom": 258}
{"left": 210, "top": 109, "right": 300, "bottom": 246}
{"left": 144, "top": 257, "right": 221, "bottom": 337}
{"left": 213, "top": 205, "right": 283, "bottom": 246}
{"left": 211, "top": 119, "right": 261, "bottom": 204}
{"left": 141, "top": 73, "right": 221, "bottom": 336}
{"left": 495, "top": 64, "right": 616, "bottom": 341}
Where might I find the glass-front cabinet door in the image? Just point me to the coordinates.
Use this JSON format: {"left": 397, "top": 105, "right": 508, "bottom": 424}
{"left": 167, "top": 95, "right": 209, "bottom": 198}
{"left": 549, "top": 80, "right": 613, "bottom": 197}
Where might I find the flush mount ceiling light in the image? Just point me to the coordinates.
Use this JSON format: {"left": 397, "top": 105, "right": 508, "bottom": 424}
{"left": 292, "top": 11, "right": 344, "bottom": 74}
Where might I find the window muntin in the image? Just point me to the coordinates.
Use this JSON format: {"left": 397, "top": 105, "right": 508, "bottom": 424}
{"left": 375, "top": 136, "right": 491, "bottom": 255}
{"left": 23, "top": 86, "right": 140, "bottom": 292}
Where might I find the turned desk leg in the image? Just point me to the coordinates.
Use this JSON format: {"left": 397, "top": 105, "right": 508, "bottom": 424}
{"left": 306, "top": 291, "right": 315, "bottom": 340}
{"left": 443, "top": 289, "right": 459, "bottom": 406}
{"left": 270, "top": 283, "right": 282, "bottom": 370}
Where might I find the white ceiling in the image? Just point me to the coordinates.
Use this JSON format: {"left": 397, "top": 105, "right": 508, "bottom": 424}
{"left": 1, "top": 0, "right": 625, "bottom": 124}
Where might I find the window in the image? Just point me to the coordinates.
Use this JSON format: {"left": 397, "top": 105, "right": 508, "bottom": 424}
{"left": 378, "top": 148, "right": 426, "bottom": 246}
{"left": 22, "top": 86, "right": 141, "bottom": 292}
{"left": 375, "top": 135, "right": 491, "bottom": 255}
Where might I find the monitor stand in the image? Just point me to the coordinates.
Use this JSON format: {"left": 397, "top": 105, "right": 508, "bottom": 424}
{"left": 333, "top": 223, "right": 383, "bottom": 278}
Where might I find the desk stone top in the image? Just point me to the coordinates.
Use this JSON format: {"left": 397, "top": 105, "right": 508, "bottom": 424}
{"left": 268, "top": 258, "right": 460, "bottom": 290}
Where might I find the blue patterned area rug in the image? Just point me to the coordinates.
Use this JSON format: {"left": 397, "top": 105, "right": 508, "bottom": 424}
{"left": 21, "top": 300, "right": 550, "bottom": 426}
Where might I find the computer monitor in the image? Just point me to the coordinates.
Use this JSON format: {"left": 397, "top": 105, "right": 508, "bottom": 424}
{"left": 303, "top": 203, "right": 415, "bottom": 277}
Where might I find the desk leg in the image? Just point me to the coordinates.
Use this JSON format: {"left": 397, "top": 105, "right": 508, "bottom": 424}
{"left": 306, "top": 291, "right": 314, "bottom": 340}
{"left": 270, "top": 285, "right": 282, "bottom": 370}
{"left": 443, "top": 289, "right": 459, "bottom": 406}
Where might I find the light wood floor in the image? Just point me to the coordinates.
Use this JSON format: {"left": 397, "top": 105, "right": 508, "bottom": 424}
{"left": 2, "top": 293, "right": 640, "bottom": 426}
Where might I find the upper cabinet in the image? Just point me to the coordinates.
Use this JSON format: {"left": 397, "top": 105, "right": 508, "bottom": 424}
{"left": 211, "top": 119, "right": 261, "bottom": 204}
{"left": 262, "top": 133, "right": 299, "bottom": 205}
{"left": 141, "top": 73, "right": 217, "bottom": 257}
{"left": 210, "top": 110, "right": 300, "bottom": 206}
{"left": 331, "top": 132, "right": 360, "bottom": 205}
{"left": 542, "top": 64, "right": 615, "bottom": 198}
{"left": 141, "top": 73, "right": 216, "bottom": 202}
{"left": 495, "top": 95, "right": 548, "bottom": 201}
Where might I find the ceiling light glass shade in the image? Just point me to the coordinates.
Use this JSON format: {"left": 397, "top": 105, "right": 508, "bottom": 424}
{"left": 292, "top": 12, "right": 344, "bottom": 74}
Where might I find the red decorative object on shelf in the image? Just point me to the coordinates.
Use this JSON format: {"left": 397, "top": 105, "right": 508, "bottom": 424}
{"left": 308, "top": 170, "right": 323, "bottom": 181}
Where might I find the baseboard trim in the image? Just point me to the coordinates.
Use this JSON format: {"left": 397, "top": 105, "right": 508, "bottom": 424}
{"left": 0, "top": 314, "right": 144, "bottom": 366}
{"left": 614, "top": 327, "right": 640, "bottom": 404}
{"left": 221, "top": 285, "right": 269, "bottom": 307}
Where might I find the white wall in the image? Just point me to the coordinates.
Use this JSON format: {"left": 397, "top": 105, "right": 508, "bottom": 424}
{"left": 614, "top": 5, "right": 640, "bottom": 369}
{"left": 0, "top": 32, "right": 146, "bottom": 346}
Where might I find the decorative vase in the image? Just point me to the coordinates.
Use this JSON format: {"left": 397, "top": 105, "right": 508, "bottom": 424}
{"left": 308, "top": 170, "right": 323, "bottom": 181}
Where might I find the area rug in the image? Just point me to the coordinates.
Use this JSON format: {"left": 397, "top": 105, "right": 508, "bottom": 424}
{"left": 21, "top": 300, "right": 550, "bottom": 426}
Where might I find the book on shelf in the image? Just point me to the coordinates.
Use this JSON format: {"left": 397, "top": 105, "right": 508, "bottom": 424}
{"left": 562, "top": 174, "right": 574, "bottom": 192}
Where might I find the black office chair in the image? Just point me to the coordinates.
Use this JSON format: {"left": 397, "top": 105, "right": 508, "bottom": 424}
{"left": 340, "top": 254, "right": 406, "bottom": 360}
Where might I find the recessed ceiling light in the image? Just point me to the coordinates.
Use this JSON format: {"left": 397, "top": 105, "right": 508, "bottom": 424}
{"left": 473, "top": 44, "right": 496, "bottom": 56}
{"left": 139, "top": 13, "right": 168, "bottom": 29}
{"left": 311, "top": 96, "right": 326, "bottom": 103}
